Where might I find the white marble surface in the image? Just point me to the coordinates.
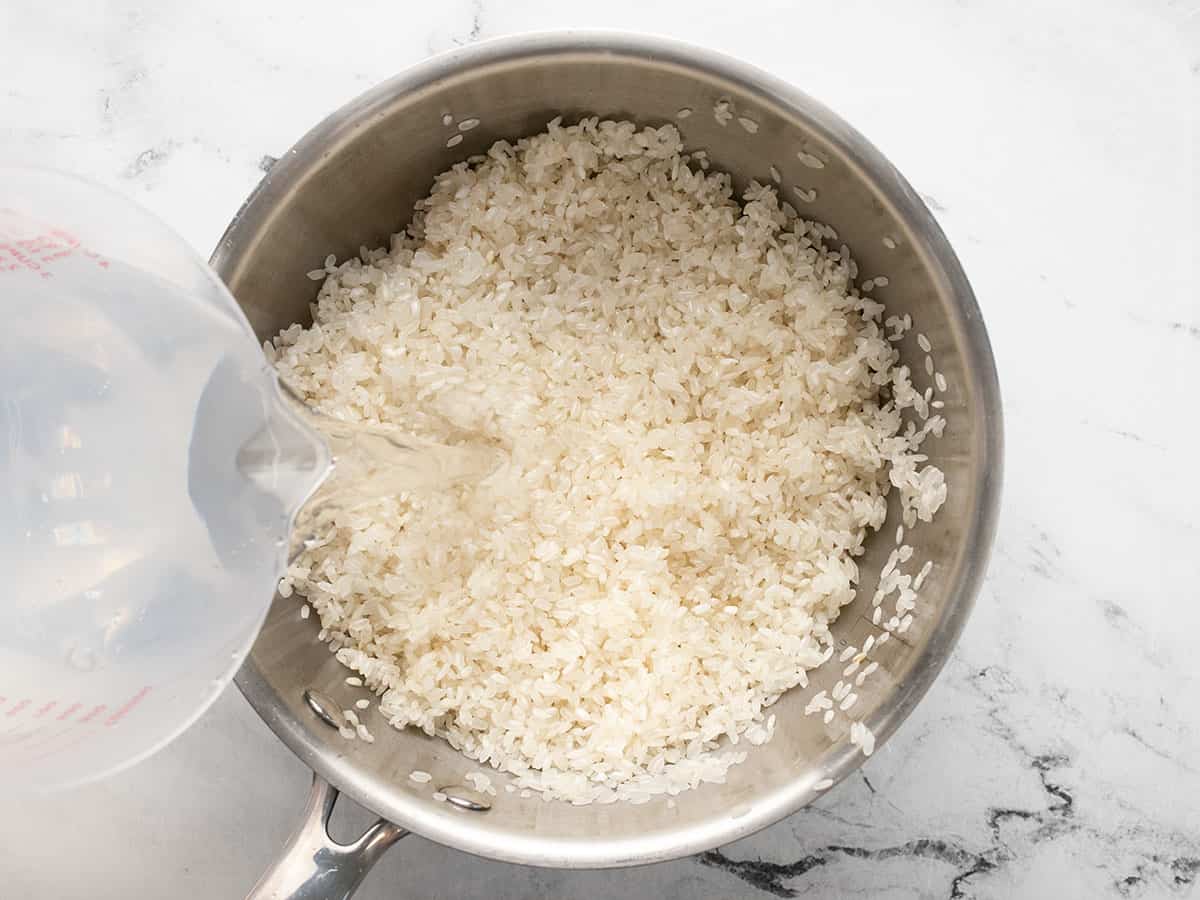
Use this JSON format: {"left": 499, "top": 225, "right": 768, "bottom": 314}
{"left": 2, "top": 1, "right": 1198, "bottom": 897}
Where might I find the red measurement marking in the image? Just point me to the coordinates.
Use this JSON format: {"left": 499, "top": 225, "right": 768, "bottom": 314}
{"left": 78, "top": 704, "right": 107, "bottom": 724}
{"left": 57, "top": 702, "right": 82, "bottom": 721}
{"left": 0, "top": 242, "right": 41, "bottom": 272}
{"left": 0, "top": 223, "right": 108, "bottom": 278}
{"left": 106, "top": 687, "right": 151, "bottom": 727}
{"left": 34, "top": 701, "right": 56, "bottom": 718}
{"left": 6, "top": 699, "right": 30, "bottom": 717}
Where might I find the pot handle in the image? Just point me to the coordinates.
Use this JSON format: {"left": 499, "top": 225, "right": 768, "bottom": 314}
{"left": 247, "top": 773, "right": 408, "bottom": 900}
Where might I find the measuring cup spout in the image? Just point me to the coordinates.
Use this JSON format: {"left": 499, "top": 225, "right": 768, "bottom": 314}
{"left": 235, "top": 383, "right": 334, "bottom": 526}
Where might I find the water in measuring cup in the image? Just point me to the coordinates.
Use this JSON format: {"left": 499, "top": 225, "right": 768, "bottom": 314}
{"left": 3, "top": 250, "right": 306, "bottom": 660}
{"left": 0, "top": 167, "right": 498, "bottom": 790}
{"left": 0, "top": 221, "right": 328, "bottom": 787}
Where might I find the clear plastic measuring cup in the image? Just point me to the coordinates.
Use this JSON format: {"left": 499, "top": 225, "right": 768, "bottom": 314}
{"left": 0, "top": 168, "right": 331, "bottom": 790}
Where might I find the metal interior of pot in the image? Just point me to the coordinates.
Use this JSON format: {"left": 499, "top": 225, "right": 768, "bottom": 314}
{"left": 213, "top": 33, "right": 1002, "bottom": 869}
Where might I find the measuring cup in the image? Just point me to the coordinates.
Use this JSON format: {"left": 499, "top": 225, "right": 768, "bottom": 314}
{"left": 0, "top": 168, "right": 332, "bottom": 791}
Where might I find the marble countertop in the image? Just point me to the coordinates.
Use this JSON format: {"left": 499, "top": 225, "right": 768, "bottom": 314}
{"left": 2, "top": 0, "right": 1197, "bottom": 897}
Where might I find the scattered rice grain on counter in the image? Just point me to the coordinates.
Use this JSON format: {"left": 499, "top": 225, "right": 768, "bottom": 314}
{"left": 272, "top": 117, "right": 947, "bottom": 803}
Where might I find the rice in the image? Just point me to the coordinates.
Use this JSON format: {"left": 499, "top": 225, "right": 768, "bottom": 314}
{"left": 273, "top": 117, "right": 946, "bottom": 802}
{"left": 850, "top": 720, "right": 876, "bottom": 756}
{"left": 805, "top": 691, "right": 832, "bottom": 716}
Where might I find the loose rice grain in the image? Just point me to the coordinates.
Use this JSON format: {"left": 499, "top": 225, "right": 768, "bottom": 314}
{"left": 277, "top": 117, "right": 946, "bottom": 804}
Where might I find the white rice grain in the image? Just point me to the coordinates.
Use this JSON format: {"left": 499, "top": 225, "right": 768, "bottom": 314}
{"left": 277, "top": 117, "right": 947, "bottom": 804}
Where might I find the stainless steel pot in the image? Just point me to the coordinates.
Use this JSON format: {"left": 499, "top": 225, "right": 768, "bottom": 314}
{"left": 211, "top": 31, "right": 1002, "bottom": 900}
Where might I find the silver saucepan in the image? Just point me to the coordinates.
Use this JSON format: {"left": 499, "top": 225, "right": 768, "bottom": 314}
{"left": 210, "top": 32, "right": 1002, "bottom": 900}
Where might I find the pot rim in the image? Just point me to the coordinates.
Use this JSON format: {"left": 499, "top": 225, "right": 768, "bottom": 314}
{"left": 218, "top": 29, "right": 1003, "bottom": 869}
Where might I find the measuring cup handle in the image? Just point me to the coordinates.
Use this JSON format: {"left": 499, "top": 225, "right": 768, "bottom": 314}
{"left": 246, "top": 773, "right": 408, "bottom": 900}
